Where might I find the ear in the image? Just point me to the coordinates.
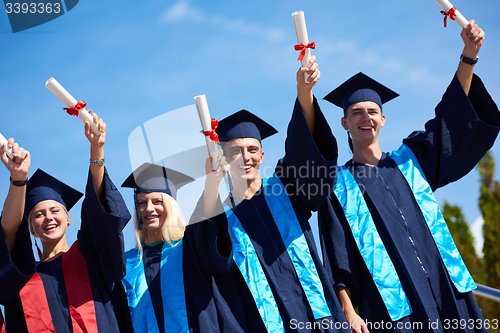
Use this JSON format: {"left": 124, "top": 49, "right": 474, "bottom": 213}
{"left": 259, "top": 149, "right": 264, "bottom": 165}
{"left": 381, "top": 114, "right": 386, "bottom": 128}
{"left": 341, "top": 117, "right": 349, "bottom": 131}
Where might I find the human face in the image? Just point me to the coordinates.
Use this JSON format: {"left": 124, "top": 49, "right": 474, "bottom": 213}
{"left": 223, "top": 137, "right": 264, "bottom": 183}
{"left": 30, "top": 200, "right": 70, "bottom": 244}
{"left": 136, "top": 192, "right": 166, "bottom": 232}
{"left": 341, "top": 101, "right": 385, "bottom": 146}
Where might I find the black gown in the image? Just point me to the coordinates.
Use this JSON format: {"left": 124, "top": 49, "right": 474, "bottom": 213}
{"left": 184, "top": 98, "right": 352, "bottom": 333}
{"left": 0, "top": 168, "right": 133, "bottom": 333}
{"left": 319, "top": 74, "right": 500, "bottom": 333}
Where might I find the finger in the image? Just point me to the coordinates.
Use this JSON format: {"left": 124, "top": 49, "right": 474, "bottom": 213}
{"left": 11, "top": 142, "right": 19, "bottom": 158}
{"left": 309, "top": 55, "right": 316, "bottom": 64}
{"left": 98, "top": 119, "right": 106, "bottom": 133}
{"left": 307, "top": 62, "right": 318, "bottom": 73}
{"left": 85, "top": 120, "right": 92, "bottom": 136}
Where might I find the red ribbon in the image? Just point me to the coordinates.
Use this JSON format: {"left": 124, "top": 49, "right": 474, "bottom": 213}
{"left": 294, "top": 42, "right": 316, "bottom": 62}
{"left": 204, "top": 118, "right": 220, "bottom": 143}
{"left": 63, "top": 100, "right": 86, "bottom": 116}
{"left": 440, "top": 7, "right": 457, "bottom": 28}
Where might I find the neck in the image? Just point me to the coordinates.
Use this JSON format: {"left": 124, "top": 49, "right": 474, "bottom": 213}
{"left": 232, "top": 176, "right": 262, "bottom": 201}
{"left": 352, "top": 141, "right": 383, "bottom": 166}
{"left": 145, "top": 230, "right": 164, "bottom": 245}
{"left": 41, "top": 236, "right": 70, "bottom": 262}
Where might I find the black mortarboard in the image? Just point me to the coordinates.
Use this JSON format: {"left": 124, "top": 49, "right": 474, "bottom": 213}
{"left": 121, "top": 163, "right": 195, "bottom": 199}
{"left": 323, "top": 72, "right": 399, "bottom": 113}
{"left": 25, "top": 169, "right": 83, "bottom": 216}
{"left": 121, "top": 163, "right": 195, "bottom": 229}
{"left": 216, "top": 110, "right": 278, "bottom": 145}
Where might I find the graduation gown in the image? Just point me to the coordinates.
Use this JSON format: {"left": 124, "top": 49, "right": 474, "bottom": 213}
{"left": 184, "top": 98, "right": 351, "bottom": 333}
{"left": 122, "top": 240, "right": 189, "bottom": 333}
{"left": 0, "top": 168, "right": 133, "bottom": 333}
{"left": 319, "top": 74, "right": 500, "bottom": 332}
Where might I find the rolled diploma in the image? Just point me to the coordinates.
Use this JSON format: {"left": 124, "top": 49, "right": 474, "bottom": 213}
{"left": 292, "top": 11, "right": 312, "bottom": 81}
{"left": 0, "top": 132, "right": 13, "bottom": 159}
{"left": 194, "top": 95, "right": 219, "bottom": 170}
{"left": 435, "top": 0, "right": 468, "bottom": 28}
{"left": 45, "top": 77, "right": 100, "bottom": 135}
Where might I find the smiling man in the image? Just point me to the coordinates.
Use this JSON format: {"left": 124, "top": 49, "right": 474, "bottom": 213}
{"left": 183, "top": 59, "right": 351, "bottom": 333}
{"left": 319, "top": 21, "right": 500, "bottom": 333}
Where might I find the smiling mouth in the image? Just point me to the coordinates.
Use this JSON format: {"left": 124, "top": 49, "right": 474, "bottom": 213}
{"left": 44, "top": 224, "right": 58, "bottom": 231}
{"left": 359, "top": 126, "right": 373, "bottom": 130}
{"left": 238, "top": 165, "right": 254, "bottom": 173}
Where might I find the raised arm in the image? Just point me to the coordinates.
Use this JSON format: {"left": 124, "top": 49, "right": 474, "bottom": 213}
{"left": 456, "top": 20, "right": 484, "bottom": 95}
{"left": 296, "top": 55, "right": 320, "bottom": 135}
{"left": 201, "top": 150, "right": 230, "bottom": 220}
{"left": 1, "top": 138, "right": 30, "bottom": 251}
{"left": 85, "top": 112, "right": 105, "bottom": 201}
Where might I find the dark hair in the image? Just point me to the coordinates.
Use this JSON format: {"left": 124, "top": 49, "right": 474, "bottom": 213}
{"left": 347, "top": 131, "right": 353, "bottom": 153}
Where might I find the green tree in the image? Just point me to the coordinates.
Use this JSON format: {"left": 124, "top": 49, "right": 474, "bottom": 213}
{"left": 477, "top": 151, "right": 500, "bottom": 326}
{"left": 442, "top": 201, "right": 483, "bottom": 284}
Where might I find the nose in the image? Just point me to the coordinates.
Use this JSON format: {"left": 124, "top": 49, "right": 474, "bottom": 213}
{"left": 360, "top": 110, "right": 370, "bottom": 121}
{"left": 241, "top": 148, "right": 250, "bottom": 161}
{"left": 145, "top": 200, "right": 155, "bottom": 212}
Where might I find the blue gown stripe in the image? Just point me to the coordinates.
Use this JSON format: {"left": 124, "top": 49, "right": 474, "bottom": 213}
{"left": 390, "top": 144, "right": 476, "bottom": 293}
{"left": 335, "top": 166, "right": 412, "bottom": 321}
{"left": 225, "top": 204, "right": 285, "bottom": 333}
{"left": 263, "top": 176, "right": 331, "bottom": 320}
{"left": 122, "top": 242, "right": 189, "bottom": 333}
{"left": 122, "top": 248, "right": 160, "bottom": 333}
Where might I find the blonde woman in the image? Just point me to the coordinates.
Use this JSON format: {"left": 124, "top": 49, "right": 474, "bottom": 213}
{"left": 121, "top": 163, "right": 194, "bottom": 333}
{"left": 0, "top": 115, "right": 132, "bottom": 333}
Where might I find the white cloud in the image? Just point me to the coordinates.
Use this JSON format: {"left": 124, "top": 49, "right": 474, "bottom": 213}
{"left": 159, "top": 1, "right": 286, "bottom": 43}
{"left": 159, "top": 1, "right": 205, "bottom": 23}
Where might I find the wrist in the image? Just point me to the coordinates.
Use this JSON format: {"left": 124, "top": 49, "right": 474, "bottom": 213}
{"left": 10, "top": 170, "right": 28, "bottom": 181}
{"left": 460, "top": 54, "right": 478, "bottom": 65}
{"left": 461, "top": 47, "right": 478, "bottom": 61}
{"left": 10, "top": 175, "right": 28, "bottom": 187}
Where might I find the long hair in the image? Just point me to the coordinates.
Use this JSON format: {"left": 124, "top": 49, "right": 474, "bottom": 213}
{"left": 133, "top": 192, "right": 186, "bottom": 251}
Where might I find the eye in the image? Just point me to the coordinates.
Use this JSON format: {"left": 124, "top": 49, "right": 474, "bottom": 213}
{"left": 154, "top": 200, "right": 162, "bottom": 205}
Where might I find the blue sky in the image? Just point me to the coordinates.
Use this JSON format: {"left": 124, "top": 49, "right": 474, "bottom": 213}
{"left": 1, "top": 0, "right": 499, "bottom": 263}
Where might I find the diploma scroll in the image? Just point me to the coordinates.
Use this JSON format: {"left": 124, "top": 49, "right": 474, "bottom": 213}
{"left": 292, "top": 11, "right": 313, "bottom": 82}
{"left": 0, "top": 133, "right": 13, "bottom": 159}
{"left": 194, "top": 95, "right": 219, "bottom": 170}
{"left": 45, "top": 77, "right": 101, "bottom": 135}
{"left": 435, "top": 0, "right": 468, "bottom": 28}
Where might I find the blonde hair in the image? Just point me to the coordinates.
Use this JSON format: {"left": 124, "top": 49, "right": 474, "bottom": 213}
{"left": 134, "top": 192, "right": 186, "bottom": 251}
{"left": 28, "top": 201, "right": 71, "bottom": 238}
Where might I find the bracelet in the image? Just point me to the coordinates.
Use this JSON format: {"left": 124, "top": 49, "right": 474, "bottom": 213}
{"left": 460, "top": 54, "right": 478, "bottom": 65}
{"left": 10, "top": 176, "right": 28, "bottom": 187}
{"left": 90, "top": 157, "right": 105, "bottom": 166}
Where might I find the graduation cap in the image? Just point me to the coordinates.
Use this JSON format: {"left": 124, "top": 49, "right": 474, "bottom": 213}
{"left": 25, "top": 169, "right": 83, "bottom": 216}
{"left": 121, "top": 163, "right": 195, "bottom": 229}
{"left": 323, "top": 72, "right": 399, "bottom": 113}
{"left": 216, "top": 109, "right": 278, "bottom": 145}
